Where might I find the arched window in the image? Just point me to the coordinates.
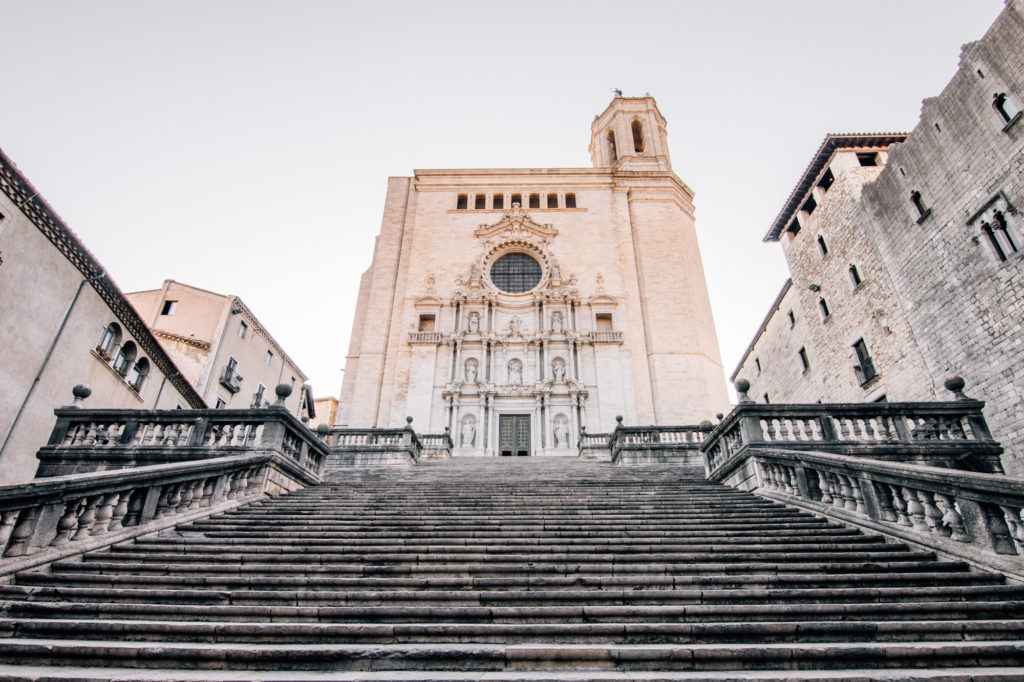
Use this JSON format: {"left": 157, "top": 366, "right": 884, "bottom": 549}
{"left": 125, "top": 357, "right": 150, "bottom": 394}
{"left": 113, "top": 341, "right": 137, "bottom": 376}
{"left": 993, "top": 92, "right": 1020, "bottom": 123}
{"left": 546, "top": 193, "right": 558, "bottom": 208}
{"left": 456, "top": 194, "right": 468, "bottom": 210}
{"left": 631, "top": 119, "right": 645, "bottom": 153}
{"left": 606, "top": 130, "right": 617, "bottom": 162}
{"left": 474, "top": 194, "right": 486, "bottom": 210}
{"left": 95, "top": 323, "right": 122, "bottom": 360}
{"left": 528, "top": 193, "right": 540, "bottom": 209}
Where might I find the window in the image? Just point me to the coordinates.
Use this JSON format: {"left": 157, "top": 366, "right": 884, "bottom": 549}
{"left": 490, "top": 252, "right": 543, "bottom": 294}
{"left": 993, "top": 92, "right": 1021, "bottom": 124}
{"left": 802, "top": 195, "right": 817, "bottom": 215}
{"left": 849, "top": 264, "right": 863, "bottom": 287}
{"left": 493, "top": 194, "right": 504, "bottom": 210}
{"left": 511, "top": 193, "right": 522, "bottom": 207}
{"left": 798, "top": 347, "right": 810, "bottom": 373}
{"left": 238, "top": 321, "right": 248, "bottom": 339}
{"left": 112, "top": 341, "right": 137, "bottom": 376}
{"left": 911, "top": 191, "right": 930, "bottom": 222}
{"left": 981, "top": 209, "right": 1019, "bottom": 262}
{"left": 856, "top": 152, "right": 878, "bottom": 167}
{"left": 763, "top": 393, "right": 770, "bottom": 404}
{"left": 631, "top": 119, "right": 644, "bottom": 152}
{"left": 788, "top": 310, "right": 796, "bottom": 328}
{"left": 125, "top": 358, "right": 150, "bottom": 394}
{"left": 853, "top": 338, "right": 877, "bottom": 385}
{"left": 818, "top": 297, "right": 830, "bottom": 319}
{"left": 816, "top": 168, "right": 835, "bottom": 192}
{"left": 215, "top": 398, "right": 227, "bottom": 409}
{"left": 547, "top": 193, "right": 558, "bottom": 209}
{"left": 266, "top": 350, "right": 273, "bottom": 366}
{"left": 96, "top": 323, "right": 122, "bottom": 359}
{"left": 474, "top": 194, "right": 486, "bottom": 210}
{"left": 529, "top": 193, "right": 540, "bottom": 209}
{"left": 607, "top": 130, "right": 617, "bottom": 161}
{"left": 565, "top": 193, "right": 577, "bottom": 209}
{"left": 160, "top": 300, "right": 177, "bottom": 316}
{"left": 817, "top": 235, "right": 828, "bottom": 257}
{"left": 253, "top": 383, "right": 266, "bottom": 408}
{"left": 224, "top": 356, "right": 238, "bottom": 381}
{"left": 595, "top": 313, "right": 613, "bottom": 331}
{"left": 418, "top": 314, "right": 436, "bottom": 331}
{"left": 456, "top": 194, "right": 468, "bottom": 210}
{"left": 785, "top": 217, "right": 801, "bottom": 238}
{"left": 754, "top": 357, "right": 761, "bottom": 374}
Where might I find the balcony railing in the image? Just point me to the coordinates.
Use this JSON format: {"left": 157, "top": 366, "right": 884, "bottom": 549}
{"left": 408, "top": 332, "right": 443, "bottom": 345}
{"left": 854, "top": 358, "right": 877, "bottom": 386}
{"left": 220, "top": 367, "right": 243, "bottom": 393}
{"left": 588, "top": 331, "right": 623, "bottom": 344}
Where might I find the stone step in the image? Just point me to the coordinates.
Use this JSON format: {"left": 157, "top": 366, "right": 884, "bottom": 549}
{"left": 4, "top": 584, "right": 1022, "bottom": 607}
{"left": 0, "top": 638, "right": 1022, "bottom": 671}
{"left": 16, "top": 569, "right": 999, "bottom": 591}
{"left": 7, "top": 599, "right": 1023, "bottom": 623}
{"left": 3, "top": 617, "right": 1024, "bottom": 645}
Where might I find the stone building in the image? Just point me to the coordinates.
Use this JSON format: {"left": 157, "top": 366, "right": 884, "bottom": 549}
{"left": 126, "top": 280, "right": 311, "bottom": 417}
{"left": 337, "top": 95, "right": 730, "bottom": 455}
{"left": 734, "top": 0, "right": 1024, "bottom": 474}
{"left": 0, "top": 149, "right": 204, "bottom": 485}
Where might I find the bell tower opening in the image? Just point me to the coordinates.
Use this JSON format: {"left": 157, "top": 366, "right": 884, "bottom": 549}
{"left": 589, "top": 93, "right": 671, "bottom": 171}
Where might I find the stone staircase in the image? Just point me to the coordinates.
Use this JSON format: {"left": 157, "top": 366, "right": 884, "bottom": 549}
{"left": 0, "top": 457, "right": 1023, "bottom": 680}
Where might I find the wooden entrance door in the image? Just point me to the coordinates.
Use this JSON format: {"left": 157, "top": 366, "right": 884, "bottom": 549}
{"left": 499, "top": 415, "right": 531, "bottom": 456}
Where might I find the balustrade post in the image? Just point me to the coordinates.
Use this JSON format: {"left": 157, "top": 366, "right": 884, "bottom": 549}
{"left": 856, "top": 476, "right": 882, "bottom": 520}
{"left": 2, "top": 507, "right": 40, "bottom": 557}
{"left": 819, "top": 414, "right": 838, "bottom": 441}
{"left": 956, "top": 498, "right": 1019, "bottom": 555}
{"left": 46, "top": 414, "right": 74, "bottom": 447}
{"left": 119, "top": 418, "right": 140, "bottom": 445}
{"left": 260, "top": 414, "right": 287, "bottom": 455}
{"left": 790, "top": 464, "right": 810, "bottom": 499}
{"left": 187, "top": 417, "right": 208, "bottom": 447}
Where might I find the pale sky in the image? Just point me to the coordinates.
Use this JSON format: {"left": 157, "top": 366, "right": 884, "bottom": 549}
{"left": 0, "top": 0, "right": 1006, "bottom": 402}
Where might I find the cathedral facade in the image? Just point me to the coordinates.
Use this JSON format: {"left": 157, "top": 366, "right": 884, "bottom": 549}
{"left": 337, "top": 96, "right": 730, "bottom": 456}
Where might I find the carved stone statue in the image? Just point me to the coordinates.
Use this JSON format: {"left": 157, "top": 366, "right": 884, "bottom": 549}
{"left": 464, "top": 358, "right": 478, "bottom": 384}
{"left": 508, "top": 359, "right": 523, "bottom": 385}
{"left": 551, "top": 311, "right": 564, "bottom": 333}
{"left": 467, "top": 312, "right": 480, "bottom": 333}
{"left": 553, "top": 419, "right": 569, "bottom": 448}
{"left": 460, "top": 418, "right": 476, "bottom": 447}
{"left": 470, "top": 262, "right": 482, "bottom": 281}
{"left": 552, "top": 360, "right": 566, "bottom": 383}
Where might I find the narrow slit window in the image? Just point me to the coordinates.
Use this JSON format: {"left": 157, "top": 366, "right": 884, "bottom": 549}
{"left": 798, "top": 347, "right": 810, "bottom": 372}
{"left": 911, "top": 191, "right": 929, "bottom": 220}
{"left": 763, "top": 393, "right": 770, "bottom": 404}
{"left": 787, "top": 310, "right": 796, "bottom": 328}
{"left": 754, "top": 357, "right": 761, "bottom": 373}
{"left": 849, "top": 264, "right": 862, "bottom": 287}
{"left": 817, "top": 235, "right": 828, "bottom": 257}
{"left": 819, "top": 298, "right": 830, "bottom": 319}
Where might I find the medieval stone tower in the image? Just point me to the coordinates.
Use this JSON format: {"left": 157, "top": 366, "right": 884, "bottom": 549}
{"left": 337, "top": 95, "right": 730, "bottom": 455}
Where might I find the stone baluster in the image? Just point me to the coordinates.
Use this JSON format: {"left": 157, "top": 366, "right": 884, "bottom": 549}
{"left": 917, "top": 491, "right": 945, "bottom": 536}
{"left": 154, "top": 485, "right": 173, "bottom": 517}
{"left": 124, "top": 490, "right": 145, "bottom": 527}
{"left": 815, "top": 470, "right": 833, "bottom": 505}
{"left": 200, "top": 478, "right": 216, "bottom": 507}
{"left": 0, "top": 510, "right": 20, "bottom": 554}
{"left": 92, "top": 493, "right": 120, "bottom": 535}
{"left": 108, "top": 492, "right": 131, "bottom": 532}
{"left": 901, "top": 487, "right": 930, "bottom": 532}
{"left": 886, "top": 484, "right": 911, "bottom": 527}
{"left": 177, "top": 481, "right": 195, "bottom": 512}
{"left": 934, "top": 494, "right": 969, "bottom": 542}
{"left": 3, "top": 508, "right": 39, "bottom": 557}
{"left": 835, "top": 475, "right": 855, "bottom": 511}
{"left": 999, "top": 504, "right": 1024, "bottom": 548}
{"left": 872, "top": 482, "right": 898, "bottom": 522}
{"left": 51, "top": 499, "right": 83, "bottom": 546}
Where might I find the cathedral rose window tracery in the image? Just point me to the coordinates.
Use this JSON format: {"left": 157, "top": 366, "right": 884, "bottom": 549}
{"left": 489, "top": 252, "right": 543, "bottom": 294}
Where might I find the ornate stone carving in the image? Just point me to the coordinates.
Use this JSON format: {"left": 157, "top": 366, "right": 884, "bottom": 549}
{"left": 464, "top": 358, "right": 478, "bottom": 384}
{"left": 552, "top": 358, "right": 566, "bottom": 383}
{"left": 553, "top": 415, "right": 569, "bottom": 448}
{"left": 467, "top": 311, "right": 480, "bottom": 333}
{"left": 459, "top": 415, "right": 476, "bottom": 447}
{"left": 550, "top": 311, "right": 564, "bottom": 333}
{"left": 507, "top": 358, "right": 523, "bottom": 385}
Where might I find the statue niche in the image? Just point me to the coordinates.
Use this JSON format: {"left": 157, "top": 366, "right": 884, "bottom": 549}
{"left": 553, "top": 414, "right": 570, "bottom": 448}
{"left": 460, "top": 415, "right": 477, "bottom": 447}
{"left": 467, "top": 311, "right": 480, "bottom": 333}
{"left": 464, "top": 358, "right": 478, "bottom": 384}
{"left": 550, "top": 311, "right": 564, "bottom": 333}
{"left": 507, "top": 358, "right": 523, "bottom": 385}
{"left": 551, "top": 358, "right": 566, "bottom": 383}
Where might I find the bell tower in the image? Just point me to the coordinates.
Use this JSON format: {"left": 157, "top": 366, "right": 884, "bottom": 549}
{"left": 589, "top": 94, "right": 672, "bottom": 171}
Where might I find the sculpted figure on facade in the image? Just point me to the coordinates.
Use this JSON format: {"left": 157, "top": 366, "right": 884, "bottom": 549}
{"left": 550, "top": 311, "right": 564, "bottom": 334}
{"left": 460, "top": 416, "right": 476, "bottom": 447}
{"left": 553, "top": 416, "right": 569, "bottom": 448}
{"left": 552, "top": 358, "right": 566, "bottom": 383}
{"left": 508, "top": 359, "right": 523, "bottom": 385}
{"left": 467, "top": 312, "right": 480, "bottom": 333}
{"left": 464, "top": 358, "right": 478, "bottom": 384}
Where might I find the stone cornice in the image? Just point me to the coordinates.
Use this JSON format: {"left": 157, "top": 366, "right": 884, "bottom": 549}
{"left": 0, "top": 147, "right": 206, "bottom": 408}
{"left": 152, "top": 329, "right": 211, "bottom": 351}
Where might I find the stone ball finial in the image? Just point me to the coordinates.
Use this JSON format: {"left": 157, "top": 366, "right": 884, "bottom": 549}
{"left": 944, "top": 375, "right": 968, "bottom": 400}
{"left": 316, "top": 423, "right": 330, "bottom": 435}
{"left": 406, "top": 416, "right": 414, "bottom": 425}
{"left": 69, "top": 383, "right": 92, "bottom": 409}
{"left": 715, "top": 413, "right": 724, "bottom": 421}
{"left": 275, "top": 383, "right": 293, "bottom": 400}
{"left": 735, "top": 379, "right": 752, "bottom": 404}
{"left": 444, "top": 425, "right": 450, "bottom": 433}
{"left": 699, "top": 420, "right": 714, "bottom": 432}
{"left": 615, "top": 415, "right": 623, "bottom": 424}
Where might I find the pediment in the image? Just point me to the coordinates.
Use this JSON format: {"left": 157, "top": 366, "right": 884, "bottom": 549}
{"left": 474, "top": 206, "right": 557, "bottom": 241}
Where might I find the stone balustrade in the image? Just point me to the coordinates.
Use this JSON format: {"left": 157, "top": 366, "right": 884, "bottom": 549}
{"left": 578, "top": 429, "right": 612, "bottom": 459}
{"left": 37, "top": 407, "right": 329, "bottom": 478}
{"left": 408, "top": 331, "right": 443, "bottom": 345}
{"left": 327, "top": 417, "right": 422, "bottom": 467}
{"left": 608, "top": 418, "right": 709, "bottom": 466}
{"left": 419, "top": 430, "right": 453, "bottom": 460}
{"left": 702, "top": 394, "right": 1003, "bottom": 479}
{"left": 0, "top": 451, "right": 319, "bottom": 576}
{"left": 587, "top": 331, "right": 623, "bottom": 344}
{"left": 740, "top": 448, "right": 1024, "bottom": 579}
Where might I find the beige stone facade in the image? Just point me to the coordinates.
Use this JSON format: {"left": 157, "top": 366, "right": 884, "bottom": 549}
{"left": 127, "top": 281, "right": 309, "bottom": 417}
{"left": 0, "top": 149, "right": 203, "bottom": 484}
{"left": 734, "top": 0, "right": 1024, "bottom": 474}
{"left": 338, "top": 96, "right": 730, "bottom": 455}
